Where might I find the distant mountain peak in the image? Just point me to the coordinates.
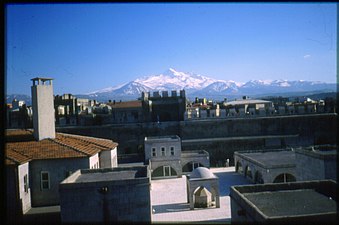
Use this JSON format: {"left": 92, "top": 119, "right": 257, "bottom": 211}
{"left": 86, "top": 69, "right": 336, "bottom": 100}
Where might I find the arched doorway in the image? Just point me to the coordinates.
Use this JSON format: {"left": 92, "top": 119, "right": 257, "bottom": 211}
{"left": 254, "top": 171, "right": 264, "bottom": 184}
{"left": 152, "top": 166, "right": 177, "bottom": 178}
{"left": 273, "top": 173, "right": 296, "bottom": 183}
{"left": 182, "top": 162, "right": 204, "bottom": 173}
{"left": 236, "top": 161, "right": 243, "bottom": 174}
{"left": 245, "top": 166, "right": 252, "bottom": 179}
{"left": 193, "top": 186, "right": 213, "bottom": 208}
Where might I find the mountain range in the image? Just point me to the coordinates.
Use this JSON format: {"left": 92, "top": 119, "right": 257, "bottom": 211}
{"left": 6, "top": 68, "right": 337, "bottom": 103}
{"left": 86, "top": 68, "right": 336, "bottom": 101}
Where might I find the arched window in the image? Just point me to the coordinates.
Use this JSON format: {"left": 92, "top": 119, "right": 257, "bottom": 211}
{"left": 245, "top": 166, "right": 252, "bottom": 178}
{"left": 254, "top": 171, "right": 264, "bottom": 184}
{"left": 182, "top": 162, "right": 204, "bottom": 173}
{"left": 152, "top": 166, "right": 177, "bottom": 178}
{"left": 273, "top": 173, "right": 296, "bottom": 183}
{"left": 236, "top": 161, "right": 243, "bottom": 174}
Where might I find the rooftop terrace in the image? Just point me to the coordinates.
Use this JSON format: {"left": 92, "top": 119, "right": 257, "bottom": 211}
{"left": 235, "top": 150, "right": 296, "bottom": 168}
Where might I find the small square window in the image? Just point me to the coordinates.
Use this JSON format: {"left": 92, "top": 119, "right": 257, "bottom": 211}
{"left": 170, "top": 147, "right": 175, "bottom": 156}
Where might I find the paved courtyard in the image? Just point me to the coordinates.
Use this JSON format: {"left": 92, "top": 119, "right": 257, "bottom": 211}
{"left": 151, "top": 167, "right": 252, "bottom": 223}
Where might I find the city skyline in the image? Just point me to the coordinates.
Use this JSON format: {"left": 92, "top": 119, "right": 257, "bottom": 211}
{"left": 6, "top": 3, "right": 337, "bottom": 95}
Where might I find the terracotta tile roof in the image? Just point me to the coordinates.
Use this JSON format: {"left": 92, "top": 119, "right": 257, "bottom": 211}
{"left": 107, "top": 100, "right": 142, "bottom": 109}
{"left": 5, "top": 147, "right": 31, "bottom": 165}
{"left": 5, "top": 129, "right": 118, "bottom": 165}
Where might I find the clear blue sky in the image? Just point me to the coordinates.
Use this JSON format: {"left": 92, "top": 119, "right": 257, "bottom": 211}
{"left": 6, "top": 3, "right": 337, "bottom": 95}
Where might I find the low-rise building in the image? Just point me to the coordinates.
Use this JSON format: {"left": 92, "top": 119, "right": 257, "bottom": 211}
{"left": 234, "top": 150, "right": 296, "bottom": 184}
{"left": 295, "top": 145, "right": 337, "bottom": 181}
{"left": 107, "top": 100, "right": 145, "bottom": 123}
{"left": 144, "top": 135, "right": 210, "bottom": 179}
{"left": 5, "top": 78, "right": 119, "bottom": 224}
{"left": 59, "top": 166, "right": 151, "bottom": 223}
{"left": 230, "top": 180, "right": 337, "bottom": 223}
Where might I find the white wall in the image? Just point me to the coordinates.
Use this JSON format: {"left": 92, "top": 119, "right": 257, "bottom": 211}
{"left": 18, "top": 162, "right": 31, "bottom": 213}
{"left": 89, "top": 153, "right": 100, "bottom": 169}
{"left": 99, "top": 148, "right": 118, "bottom": 168}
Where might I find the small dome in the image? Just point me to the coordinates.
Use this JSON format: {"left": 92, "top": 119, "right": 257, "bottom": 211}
{"left": 190, "top": 167, "right": 216, "bottom": 179}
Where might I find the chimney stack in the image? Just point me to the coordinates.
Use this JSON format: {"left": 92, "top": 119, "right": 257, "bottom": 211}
{"left": 31, "top": 77, "right": 55, "bottom": 141}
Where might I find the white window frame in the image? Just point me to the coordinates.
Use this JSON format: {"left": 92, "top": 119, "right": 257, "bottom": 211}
{"left": 163, "top": 166, "right": 171, "bottom": 176}
{"left": 161, "top": 147, "right": 166, "bottom": 156}
{"left": 41, "top": 171, "right": 50, "bottom": 190}
{"left": 152, "top": 147, "right": 156, "bottom": 157}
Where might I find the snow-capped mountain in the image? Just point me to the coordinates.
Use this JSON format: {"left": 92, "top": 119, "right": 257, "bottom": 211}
{"left": 239, "top": 79, "right": 336, "bottom": 95}
{"left": 193, "top": 80, "right": 241, "bottom": 96}
{"left": 87, "top": 68, "right": 336, "bottom": 100}
{"left": 134, "top": 68, "right": 216, "bottom": 91}
{"left": 88, "top": 81, "right": 152, "bottom": 99}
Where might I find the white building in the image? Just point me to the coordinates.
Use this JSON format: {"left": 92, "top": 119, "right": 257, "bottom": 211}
{"left": 144, "top": 135, "right": 210, "bottom": 179}
{"left": 5, "top": 78, "right": 119, "bottom": 224}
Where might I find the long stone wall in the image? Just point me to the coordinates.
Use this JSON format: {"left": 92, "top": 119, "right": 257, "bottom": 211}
{"left": 57, "top": 113, "right": 337, "bottom": 166}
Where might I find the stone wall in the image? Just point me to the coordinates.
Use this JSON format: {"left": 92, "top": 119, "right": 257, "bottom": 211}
{"left": 57, "top": 114, "right": 337, "bottom": 166}
{"left": 30, "top": 158, "right": 89, "bottom": 207}
{"left": 295, "top": 149, "right": 337, "bottom": 181}
{"left": 59, "top": 170, "right": 151, "bottom": 223}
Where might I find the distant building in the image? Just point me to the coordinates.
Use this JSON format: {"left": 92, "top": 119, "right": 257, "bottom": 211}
{"left": 54, "top": 93, "right": 95, "bottom": 126}
{"left": 59, "top": 166, "right": 151, "bottom": 223}
{"left": 107, "top": 100, "right": 147, "bottom": 123}
{"left": 6, "top": 103, "right": 33, "bottom": 129}
{"left": 144, "top": 135, "right": 209, "bottom": 179}
{"left": 224, "top": 98, "right": 273, "bottom": 116}
{"left": 230, "top": 180, "right": 337, "bottom": 223}
{"left": 142, "top": 90, "right": 187, "bottom": 122}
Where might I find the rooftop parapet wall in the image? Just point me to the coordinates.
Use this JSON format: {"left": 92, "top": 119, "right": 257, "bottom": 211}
{"left": 61, "top": 166, "right": 149, "bottom": 186}
{"left": 231, "top": 179, "right": 337, "bottom": 201}
{"left": 143, "top": 90, "right": 186, "bottom": 99}
{"left": 230, "top": 180, "right": 337, "bottom": 223}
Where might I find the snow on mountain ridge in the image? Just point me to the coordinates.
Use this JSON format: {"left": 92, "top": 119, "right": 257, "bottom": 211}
{"left": 134, "top": 68, "right": 216, "bottom": 90}
{"left": 88, "top": 68, "right": 335, "bottom": 99}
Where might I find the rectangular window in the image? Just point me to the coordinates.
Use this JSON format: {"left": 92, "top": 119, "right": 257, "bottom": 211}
{"left": 41, "top": 171, "right": 50, "bottom": 190}
{"left": 152, "top": 148, "right": 156, "bottom": 157}
{"left": 24, "top": 174, "right": 29, "bottom": 193}
{"left": 161, "top": 147, "right": 166, "bottom": 156}
{"left": 170, "top": 147, "right": 175, "bottom": 156}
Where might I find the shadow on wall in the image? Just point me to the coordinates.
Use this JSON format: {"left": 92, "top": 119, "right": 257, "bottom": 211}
{"left": 152, "top": 203, "right": 190, "bottom": 214}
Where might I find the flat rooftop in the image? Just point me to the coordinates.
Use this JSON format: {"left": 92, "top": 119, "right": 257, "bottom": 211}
{"left": 151, "top": 167, "right": 252, "bottom": 222}
{"left": 295, "top": 145, "right": 337, "bottom": 159}
{"left": 237, "top": 150, "right": 295, "bottom": 168}
{"left": 145, "top": 135, "right": 180, "bottom": 142}
{"left": 181, "top": 150, "right": 209, "bottom": 157}
{"left": 75, "top": 170, "right": 140, "bottom": 183}
{"left": 231, "top": 180, "right": 337, "bottom": 222}
{"left": 62, "top": 166, "right": 148, "bottom": 184}
{"left": 243, "top": 189, "right": 336, "bottom": 217}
